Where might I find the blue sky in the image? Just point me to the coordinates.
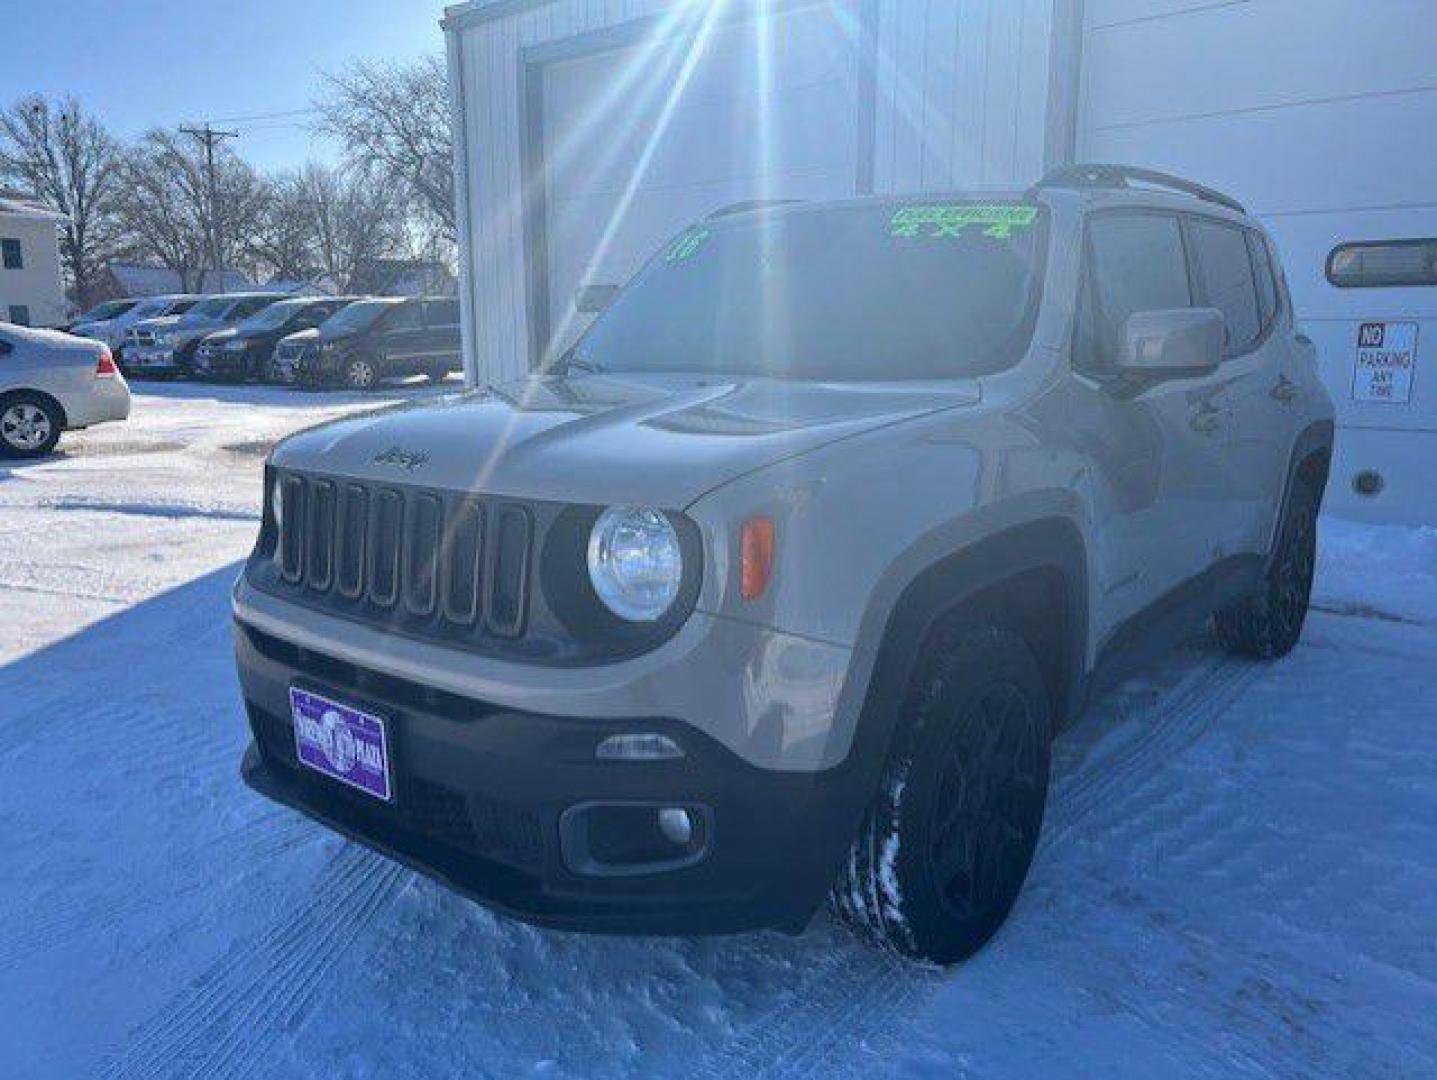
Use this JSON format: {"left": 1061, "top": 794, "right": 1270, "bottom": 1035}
{"left": 0, "top": 0, "right": 451, "bottom": 172}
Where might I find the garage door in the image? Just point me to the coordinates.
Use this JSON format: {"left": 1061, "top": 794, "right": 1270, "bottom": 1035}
{"left": 536, "top": 3, "right": 861, "bottom": 358}
{"left": 1078, "top": 0, "right": 1437, "bottom": 522}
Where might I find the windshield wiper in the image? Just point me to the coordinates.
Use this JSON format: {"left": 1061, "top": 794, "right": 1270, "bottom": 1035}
{"left": 550, "top": 348, "right": 604, "bottom": 378}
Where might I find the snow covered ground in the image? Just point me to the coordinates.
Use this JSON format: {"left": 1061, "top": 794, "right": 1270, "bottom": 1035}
{"left": 2, "top": 383, "right": 1434, "bottom": 1079}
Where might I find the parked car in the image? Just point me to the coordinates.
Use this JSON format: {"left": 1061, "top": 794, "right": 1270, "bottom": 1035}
{"left": 0, "top": 321, "right": 130, "bottom": 458}
{"left": 233, "top": 167, "right": 1335, "bottom": 964}
{"left": 290, "top": 296, "right": 461, "bottom": 389}
{"left": 71, "top": 294, "right": 199, "bottom": 362}
{"left": 62, "top": 298, "right": 139, "bottom": 335}
{"left": 125, "top": 293, "right": 288, "bottom": 377}
{"left": 268, "top": 327, "right": 321, "bottom": 386}
{"left": 192, "top": 297, "right": 357, "bottom": 383}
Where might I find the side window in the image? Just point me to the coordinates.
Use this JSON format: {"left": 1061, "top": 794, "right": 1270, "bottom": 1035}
{"left": 1188, "top": 218, "right": 1261, "bottom": 356}
{"left": 1, "top": 238, "right": 23, "bottom": 270}
{"left": 385, "top": 304, "right": 421, "bottom": 332}
{"left": 1080, "top": 213, "right": 1192, "bottom": 373}
{"left": 423, "top": 299, "right": 458, "bottom": 327}
{"left": 1246, "top": 230, "right": 1279, "bottom": 330}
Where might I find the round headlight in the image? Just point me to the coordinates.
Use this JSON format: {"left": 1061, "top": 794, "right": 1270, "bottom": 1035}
{"left": 587, "top": 507, "right": 683, "bottom": 623}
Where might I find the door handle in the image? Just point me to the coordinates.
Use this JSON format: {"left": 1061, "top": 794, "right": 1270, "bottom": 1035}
{"left": 1271, "top": 375, "right": 1300, "bottom": 404}
{"left": 1189, "top": 400, "right": 1225, "bottom": 436}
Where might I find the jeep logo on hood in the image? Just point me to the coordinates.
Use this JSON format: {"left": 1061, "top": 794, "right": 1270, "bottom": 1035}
{"left": 373, "top": 446, "right": 430, "bottom": 472}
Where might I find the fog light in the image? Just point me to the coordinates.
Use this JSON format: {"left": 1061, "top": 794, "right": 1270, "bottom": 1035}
{"left": 559, "top": 802, "right": 712, "bottom": 877}
{"left": 657, "top": 807, "right": 694, "bottom": 846}
{"left": 595, "top": 733, "right": 684, "bottom": 762}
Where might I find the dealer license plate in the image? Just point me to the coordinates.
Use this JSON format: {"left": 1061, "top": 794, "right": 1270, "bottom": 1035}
{"left": 290, "top": 688, "right": 393, "bottom": 802}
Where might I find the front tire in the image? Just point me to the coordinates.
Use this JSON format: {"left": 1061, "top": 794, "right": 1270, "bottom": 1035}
{"left": 834, "top": 627, "right": 1052, "bottom": 964}
{"left": 1215, "top": 481, "right": 1319, "bottom": 659}
{"left": 0, "top": 394, "right": 64, "bottom": 459}
{"left": 343, "top": 357, "right": 379, "bottom": 391}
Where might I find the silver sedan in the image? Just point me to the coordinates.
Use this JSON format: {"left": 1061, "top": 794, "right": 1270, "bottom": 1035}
{"left": 0, "top": 321, "right": 131, "bottom": 458}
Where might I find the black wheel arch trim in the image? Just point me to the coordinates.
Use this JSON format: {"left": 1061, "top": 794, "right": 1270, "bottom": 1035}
{"left": 1269, "top": 419, "right": 1335, "bottom": 570}
{"left": 794, "top": 508, "right": 1087, "bottom": 929}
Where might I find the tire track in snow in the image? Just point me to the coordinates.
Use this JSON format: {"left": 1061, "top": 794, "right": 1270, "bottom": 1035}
{"left": 96, "top": 843, "right": 407, "bottom": 1080}
{"left": 0, "top": 810, "right": 318, "bottom": 969}
{"left": 691, "top": 647, "right": 1264, "bottom": 1080}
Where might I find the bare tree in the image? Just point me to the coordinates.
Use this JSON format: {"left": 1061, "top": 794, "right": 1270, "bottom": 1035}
{"left": 117, "top": 129, "right": 267, "bottom": 291}
{"left": 315, "top": 57, "right": 456, "bottom": 242}
{"left": 299, "top": 162, "right": 408, "bottom": 291}
{"left": 0, "top": 95, "right": 127, "bottom": 308}
{"left": 249, "top": 170, "right": 319, "bottom": 283}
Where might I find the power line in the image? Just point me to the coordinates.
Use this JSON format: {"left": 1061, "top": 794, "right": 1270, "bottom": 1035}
{"left": 205, "top": 106, "right": 320, "bottom": 124}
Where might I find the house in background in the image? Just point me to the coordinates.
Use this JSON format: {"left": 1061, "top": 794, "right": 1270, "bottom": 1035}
{"left": 0, "top": 193, "right": 67, "bottom": 327}
{"left": 264, "top": 273, "right": 344, "bottom": 297}
{"left": 350, "top": 258, "right": 456, "bottom": 297}
{"left": 92, "top": 262, "right": 256, "bottom": 302}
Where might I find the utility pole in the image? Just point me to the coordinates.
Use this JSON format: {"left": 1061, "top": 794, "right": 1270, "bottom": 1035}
{"left": 180, "top": 123, "right": 239, "bottom": 293}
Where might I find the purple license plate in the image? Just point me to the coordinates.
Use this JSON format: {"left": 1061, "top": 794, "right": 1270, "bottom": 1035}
{"left": 290, "top": 688, "right": 393, "bottom": 802}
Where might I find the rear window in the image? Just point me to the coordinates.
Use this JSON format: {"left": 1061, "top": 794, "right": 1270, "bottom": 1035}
{"left": 1327, "top": 239, "right": 1437, "bottom": 289}
{"left": 1188, "top": 218, "right": 1261, "bottom": 356}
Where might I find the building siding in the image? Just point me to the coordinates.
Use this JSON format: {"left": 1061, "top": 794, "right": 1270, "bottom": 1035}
{"left": 449, "top": 0, "right": 1067, "bottom": 385}
{"left": 0, "top": 215, "right": 66, "bottom": 327}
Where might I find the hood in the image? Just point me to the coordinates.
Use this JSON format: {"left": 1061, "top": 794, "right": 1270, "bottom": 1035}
{"left": 270, "top": 373, "right": 981, "bottom": 507}
{"left": 69, "top": 320, "right": 111, "bottom": 340}
{"left": 204, "top": 327, "right": 239, "bottom": 345}
{"left": 177, "top": 312, "right": 224, "bottom": 331}
{"left": 280, "top": 328, "right": 320, "bottom": 347}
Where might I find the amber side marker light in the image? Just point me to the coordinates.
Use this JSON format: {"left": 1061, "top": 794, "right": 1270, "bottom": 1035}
{"left": 741, "top": 517, "right": 776, "bottom": 601}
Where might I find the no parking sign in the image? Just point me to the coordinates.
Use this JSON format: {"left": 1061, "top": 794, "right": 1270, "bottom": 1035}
{"left": 1352, "top": 321, "right": 1418, "bottom": 404}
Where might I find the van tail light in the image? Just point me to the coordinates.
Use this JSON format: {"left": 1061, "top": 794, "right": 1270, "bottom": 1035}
{"left": 740, "top": 517, "right": 776, "bottom": 601}
{"left": 95, "top": 348, "right": 119, "bottom": 378}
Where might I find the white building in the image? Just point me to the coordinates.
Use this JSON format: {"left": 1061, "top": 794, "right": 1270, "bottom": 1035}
{"left": 444, "top": 0, "right": 1437, "bottom": 523}
{"left": 0, "top": 195, "right": 67, "bottom": 329}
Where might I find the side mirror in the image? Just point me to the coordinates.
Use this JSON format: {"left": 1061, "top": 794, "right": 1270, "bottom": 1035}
{"left": 576, "top": 284, "right": 619, "bottom": 315}
{"left": 1117, "top": 308, "right": 1224, "bottom": 379}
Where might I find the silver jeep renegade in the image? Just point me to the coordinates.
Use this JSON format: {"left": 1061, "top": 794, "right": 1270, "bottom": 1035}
{"left": 234, "top": 166, "right": 1335, "bottom": 963}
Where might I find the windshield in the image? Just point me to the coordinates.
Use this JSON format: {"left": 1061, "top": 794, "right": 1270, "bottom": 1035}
{"left": 322, "top": 299, "right": 396, "bottom": 334}
{"left": 190, "top": 297, "right": 233, "bottom": 318}
{"left": 78, "top": 300, "right": 136, "bottom": 322}
{"left": 236, "top": 299, "right": 309, "bottom": 334}
{"left": 573, "top": 202, "right": 1047, "bottom": 381}
{"left": 166, "top": 299, "right": 198, "bottom": 315}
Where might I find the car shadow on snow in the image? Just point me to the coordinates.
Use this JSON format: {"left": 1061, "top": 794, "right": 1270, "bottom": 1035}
{"left": 0, "top": 562, "right": 934, "bottom": 1080}
{"left": 127, "top": 374, "right": 464, "bottom": 410}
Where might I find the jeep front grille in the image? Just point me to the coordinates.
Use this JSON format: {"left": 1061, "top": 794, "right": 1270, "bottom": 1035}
{"left": 273, "top": 472, "right": 533, "bottom": 639}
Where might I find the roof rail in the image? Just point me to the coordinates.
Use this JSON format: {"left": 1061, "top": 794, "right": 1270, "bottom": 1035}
{"left": 1030, "top": 164, "right": 1246, "bottom": 214}
{"left": 707, "top": 199, "right": 806, "bottom": 220}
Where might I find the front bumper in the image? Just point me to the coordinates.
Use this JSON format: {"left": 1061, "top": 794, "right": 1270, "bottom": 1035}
{"left": 125, "top": 346, "right": 183, "bottom": 375}
{"left": 235, "top": 619, "right": 867, "bottom": 934}
{"left": 194, "top": 350, "right": 252, "bottom": 380}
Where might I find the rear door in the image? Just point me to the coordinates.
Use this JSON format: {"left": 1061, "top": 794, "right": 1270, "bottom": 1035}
{"left": 421, "top": 299, "right": 461, "bottom": 372}
{"left": 1183, "top": 214, "right": 1292, "bottom": 557}
{"left": 377, "top": 302, "right": 424, "bottom": 369}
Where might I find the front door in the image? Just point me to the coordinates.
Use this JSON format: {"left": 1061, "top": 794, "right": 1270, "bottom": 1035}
{"left": 1070, "top": 209, "right": 1240, "bottom": 638}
